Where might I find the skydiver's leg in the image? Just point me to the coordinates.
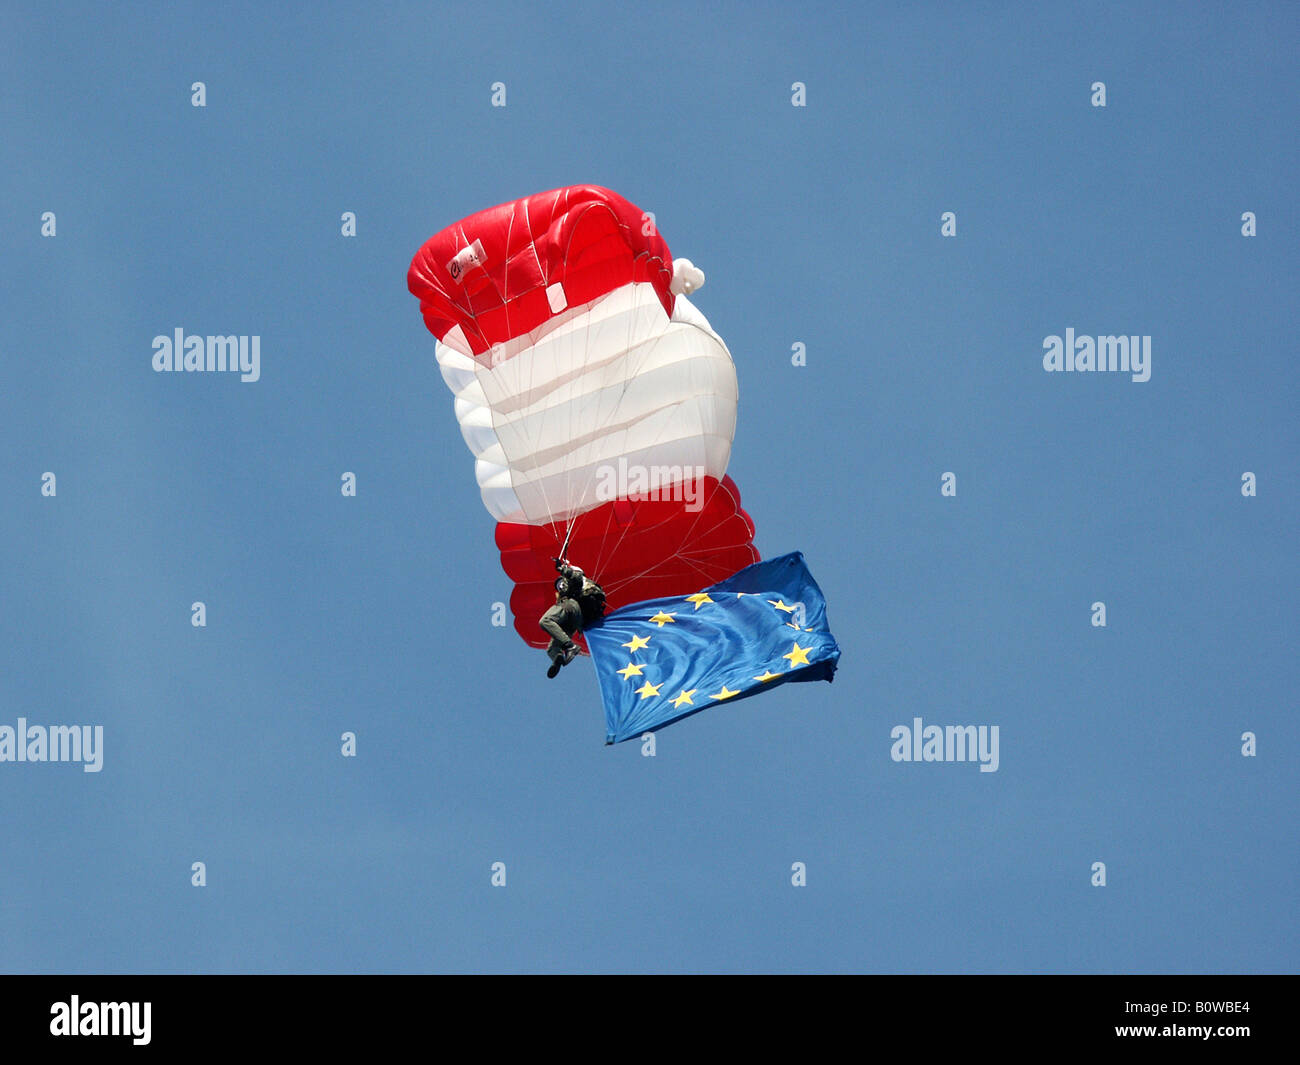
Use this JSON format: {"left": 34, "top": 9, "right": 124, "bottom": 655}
{"left": 558, "top": 600, "right": 583, "bottom": 657}
{"left": 540, "top": 605, "right": 575, "bottom": 661}
{"left": 543, "top": 604, "right": 578, "bottom": 679}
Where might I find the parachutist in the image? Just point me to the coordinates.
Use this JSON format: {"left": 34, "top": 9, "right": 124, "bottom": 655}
{"left": 540, "top": 563, "right": 606, "bottom": 678}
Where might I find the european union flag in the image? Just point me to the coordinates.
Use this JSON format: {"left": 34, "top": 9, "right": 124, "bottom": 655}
{"left": 585, "top": 552, "right": 841, "bottom": 744}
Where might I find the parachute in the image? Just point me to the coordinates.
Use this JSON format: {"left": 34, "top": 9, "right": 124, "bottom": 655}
{"left": 409, "top": 185, "right": 758, "bottom": 645}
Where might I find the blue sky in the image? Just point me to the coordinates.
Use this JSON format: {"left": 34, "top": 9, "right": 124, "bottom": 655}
{"left": 1, "top": 1, "right": 1296, "bottom": 973}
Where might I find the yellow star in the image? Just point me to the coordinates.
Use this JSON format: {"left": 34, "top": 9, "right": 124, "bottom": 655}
{"left": 616, "top": 662, "right": 644, "bottom": 680}
{"left": 648, "top": 611, "right": 676, "bottom": 627}
{"left": 767, "top": 599, "right": 797, "bottom": 613}
{"left": 710, "top": 685, "right": 741, "bottom": 700}
{"left": 685, "top": 593, "right": 714, "bottom": 609}
{"left": 786, "top": 621, "right": 801, "bottom": 630}
{"left": 635, "top": 680, "right": 661, "bottom": 700}
{"left": 621, "top": 634, "right": 651, "bottom": 652}
{"left": 754, "top": 671, "right": 783, "bottom": 683}
{"left": 782, "top": 642, "right": 812, "bottom": 667}
{"left": 735, "top": 592, "right": 753, "bottom": 598}
{"left": 670, "top": 689, "right": 696, "bottom": 708}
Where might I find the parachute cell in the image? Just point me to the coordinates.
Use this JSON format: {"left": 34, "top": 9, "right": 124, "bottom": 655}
{"left": 434, "top": 283, "right": 738, "bottom": 524}
{"left": 408, "top": 185, "right": 674, "bottom": 357}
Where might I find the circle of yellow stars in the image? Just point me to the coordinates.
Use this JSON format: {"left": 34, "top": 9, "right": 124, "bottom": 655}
{"left": 610, "top": 589, "right": 821, "bottom": 707}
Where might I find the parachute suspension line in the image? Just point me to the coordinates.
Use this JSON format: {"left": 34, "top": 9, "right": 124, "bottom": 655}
{"left": 577, "top": 297, "right": 702, "bottom": 598}
{"left": 549, "top": 209, "right": 647, "bottom": 582}
{"left": 587, "top": 316, "right": 665, "bottom": 584}
{"left": 558, "top": 222, "right": 707, "bottom": 594}
{"left": 599, "top": 461, "right": 749, "bottom": 597}
{"left": 576, "top": 280, "right": 675, "bottom": 589}
{"left": 579, "top": 277, "right": 645, "bottom": 584}
{"left": 558, "top": 521, "right": 575, "bottom": 566}
{"left": 603, "top": 551, "right": 716, "bottom": 597}
{"left": 538, "top": 205, "right": 596, "bottom": 573}
{"left": 555, "top": 227, "right": 677, "bottom": 585}
{"left": 588, "top": 313, "right": 724, "bottom": 598}
{"left": 506, "top": 193, "right": 566, "bottom": 567}
{"left": 468, "top": 205, "right": 565, "bottom": 550}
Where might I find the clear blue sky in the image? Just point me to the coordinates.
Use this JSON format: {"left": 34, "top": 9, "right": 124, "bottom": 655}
{"left": 1, "top": 1, "right": 1295, "bottom": 973}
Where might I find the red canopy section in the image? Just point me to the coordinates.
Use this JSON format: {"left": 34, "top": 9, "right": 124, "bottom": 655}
{"left": 497, "top": 476, "right": 759, "bottom": 648}
{"left": 407, "top": 185, "right": 675, "bottom": 357}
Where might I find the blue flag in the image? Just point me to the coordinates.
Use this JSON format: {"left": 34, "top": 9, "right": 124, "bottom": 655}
{"left": 585, "top": 552, "right": 841, "bottom": 744}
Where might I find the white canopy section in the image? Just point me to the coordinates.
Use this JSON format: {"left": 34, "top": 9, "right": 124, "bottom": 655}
{"left": 435, "top": 282, "right": 737, "bottom": 525}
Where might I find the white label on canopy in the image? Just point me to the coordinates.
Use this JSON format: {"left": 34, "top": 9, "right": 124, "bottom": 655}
{"left": 546, "top": 282, "right": 567, "bottom": 312}
{"left": 447, "top": 239, "right": 486, "bottom": 283}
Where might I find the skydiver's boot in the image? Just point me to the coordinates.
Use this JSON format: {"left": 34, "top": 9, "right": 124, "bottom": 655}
{"left": 547, "top": 642, "right": 579, "bottom": 678}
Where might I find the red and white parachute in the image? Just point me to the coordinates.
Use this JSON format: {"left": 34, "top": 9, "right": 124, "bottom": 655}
{"left": 408, "top": 185, "right": 758, "bottom": 646}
